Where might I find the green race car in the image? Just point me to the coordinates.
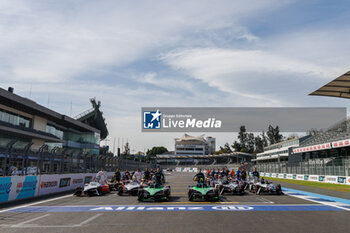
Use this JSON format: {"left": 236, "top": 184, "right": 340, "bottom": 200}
{"left": 188, "top": 183, "right": 219, "bottom": 202}
{"left": 137, "top": 183, "right": 171, "bottom": 202}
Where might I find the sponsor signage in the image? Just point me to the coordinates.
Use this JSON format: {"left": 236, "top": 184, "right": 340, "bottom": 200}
{"left": 332, "top": 139, "right": 350, "bottom": 148}
{"left": 286, "top": 174, "right": 293, "bottom": 179}
{"left": 293, "top": 143, "right": 331, "bottom": 153}
{"left": 296, "top": 175, "right": 304, "bottom": 180}
{"left": 4, "top": 205, "right": 344, "bottom": 213}
{"left": 84, "top": 176, "right": 92, "bottom": 184}
{"left": 304, "top": 175, "right": 309, "bottom": 181}
{"left": 59, "top": 178, "right": 71, "bottom": 188}
{"left": 309, "top": 175, "right": 318, "bottom": 181}
{"left": 0, "top": 177, "right": 12, "bottom": 202}
{"left": 325, "top": 176, "right": 338, "bottom": 184}
{"left": 72, "top": 178, "right": 83, "bottom": 185}
{"left": 337, "top": 177, "right": 346, "bottom": 184}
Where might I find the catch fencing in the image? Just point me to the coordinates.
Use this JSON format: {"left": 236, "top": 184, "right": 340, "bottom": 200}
{"left": 256, "top": 157, "right": 350, "bottom": 177}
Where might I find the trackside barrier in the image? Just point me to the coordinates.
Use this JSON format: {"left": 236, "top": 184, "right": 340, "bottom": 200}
{"left": 175, "top": 167, "right": 198, "bottom": 173}
{"left": 0, "top": 172, "right": 114, "bottom": 204}
{"left": 261, "top": 172, "right": 350, "bottom": 185}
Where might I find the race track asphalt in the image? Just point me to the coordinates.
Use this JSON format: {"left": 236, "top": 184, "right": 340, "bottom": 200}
{"left": 0, "top": 172, "right": 349, "bottom": 233}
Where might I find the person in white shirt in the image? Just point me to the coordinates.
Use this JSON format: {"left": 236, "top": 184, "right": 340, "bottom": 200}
{"left": 132, "top": 168, "right": 142, "bottom": 183}
{"left": 11, "top": 167, "right": 18, "bottom": 176}
{"left": 96, "top": 168, "right": 108, "bottom": 184}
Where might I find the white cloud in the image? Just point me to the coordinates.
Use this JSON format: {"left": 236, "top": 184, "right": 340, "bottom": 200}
{"left": 0, "top": 0, "right": 287, "bottom": 83}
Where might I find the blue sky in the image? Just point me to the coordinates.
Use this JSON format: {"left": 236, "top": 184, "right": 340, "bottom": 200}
{"left": 1, "top": 0, "right": 350, "bottom": 152}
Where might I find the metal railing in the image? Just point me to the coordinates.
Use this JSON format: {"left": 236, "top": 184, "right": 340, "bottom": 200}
{"left": 256, "top": 157, "right": 350, "bottom": 176}
{"left": 0, "top": 149, "right": 154, "bottom": 176}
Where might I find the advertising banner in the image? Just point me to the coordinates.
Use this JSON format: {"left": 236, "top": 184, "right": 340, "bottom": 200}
{"left": 4, "top": 176, "right": 39, "bottom": 202}
{"left": 309, "top": 175, "right": 319, "bottom": 182}
{"left": 325, "top": 176, "right": 338, "bottom": 184}
{"left": 0, "top": 177, "right": 12, "bottom": 202}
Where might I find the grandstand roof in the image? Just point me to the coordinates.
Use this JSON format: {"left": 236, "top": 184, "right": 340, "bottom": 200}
{"left": 309, "top": 71, "right": 350, "bottom": 99}
{"left": 175, "top": 134, "right": 207, "bottom": 143}
{"left": 75, "top": 98, "right": 109, "bottom": 140}
{"left": 0, "top": 87, "right": 99, "bottom": 133}
{"left": 156, "top": 152, "right": 254, "bottom": 159}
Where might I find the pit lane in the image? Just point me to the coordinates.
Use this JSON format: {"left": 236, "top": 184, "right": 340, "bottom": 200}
{"left": 0, "top": 172, "right": 349, "bottom": 233}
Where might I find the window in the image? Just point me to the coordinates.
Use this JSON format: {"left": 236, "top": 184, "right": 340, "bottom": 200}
{"left": 0, "top": 109, "right": 31, "bottom": 128}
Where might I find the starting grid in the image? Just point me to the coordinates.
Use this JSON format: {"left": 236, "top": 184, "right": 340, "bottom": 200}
{"left": 2, "top": 187, "right": 350, "bottom": 213}
{"left": 3, "top": 204, "right": 347, "bottom": 212}
{"left": 1, "top": 180, "right": 349, "bottom": 214}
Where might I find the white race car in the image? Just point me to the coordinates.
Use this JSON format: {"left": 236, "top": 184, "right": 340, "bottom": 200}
{"left": 74, "top": 182, "right": 110, "bottom": 196}
{"left": 220, "top": 180, "right": 245, "bottom": 195}
{"left": 251, "top": 178, "right": 283, "bottom": 195}
{"left": 117, "top": 181, "right": 143, "bottom": 196}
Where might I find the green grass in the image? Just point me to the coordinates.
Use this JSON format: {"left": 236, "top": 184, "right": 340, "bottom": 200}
{"left": 262, "top": 176, "right": 350, "bottom": 193}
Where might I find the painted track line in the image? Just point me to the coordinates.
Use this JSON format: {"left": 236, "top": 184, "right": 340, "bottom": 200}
{"left": 0, "top": 194, "right": 72, "bottom": 213}
{"left": 77, "top": 213, "right": 103, "bottom": 226}
{"left": 284, "top": 188, "right": 350, "bottom": 211}
{"left": 11, "top": 214, "right": 51, "bottom": 227}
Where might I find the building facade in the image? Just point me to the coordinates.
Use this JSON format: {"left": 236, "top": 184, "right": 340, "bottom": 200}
{"left": 0, "top": 87, "right": 101, "bottom": 154}
{"left": 0, "top": 87, "right": 110, "bottom": 175}
{"left": 254, "top": 136, "right": 310, "bottom": 163}
{"left": 174, "top": 134, "right": 216, "bottom": 156}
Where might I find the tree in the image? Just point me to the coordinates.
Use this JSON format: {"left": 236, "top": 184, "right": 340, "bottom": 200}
{"left": 254, "top": 135, "right": 264, "bottom": 153}
{"left": 219, "top": 143, "right": 232, "bottom": 153}
{"left": 238, "top": 125, "right": 248, "bottom": 149}
{"left": 146, "top": 146, "right": 168, "bottom": 156}
{"left": 246, "top": 133, "right": 255, "bottom": 153}
{"left": 266, "top": 125, "right": 283, "bottom": 145}
{"left": 231, "top": 140, "right": 241, "bottom": 152}
{"left": 261, "top": 131, "right": 268, "bottom": 147}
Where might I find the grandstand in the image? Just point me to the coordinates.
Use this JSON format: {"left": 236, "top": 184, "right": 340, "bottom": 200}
{"left": 256, "top": 71, "right": 350, "bottom": 176}
{"left": 0, "top": 87, "right": 115, "bottom": 176}
{"left": 156, "top": 152, "right": 254, "bottom": 170}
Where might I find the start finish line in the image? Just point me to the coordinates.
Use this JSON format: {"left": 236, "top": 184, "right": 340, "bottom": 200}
{"left": 4, "top": 205, "right": 346, "bottom": 213}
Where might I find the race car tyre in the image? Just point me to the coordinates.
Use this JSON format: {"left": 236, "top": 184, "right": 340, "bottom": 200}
{"left": 137, "top": 190, "right": 144, "bottom": 202}
{"left": 117, "top": 186, "right": 124, "bottom": 196}
{"left": 131, "top": 189, "right": 138, "bottom": 196}
{"left": 188, "top": 191, "right": 194, "bottom": 201}
{"left": 256, "top": 186, "right": 261, "bottom": 195}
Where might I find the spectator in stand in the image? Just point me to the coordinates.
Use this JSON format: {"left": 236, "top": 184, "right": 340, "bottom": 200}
{"left": 11, "top": 167, "right": 18, "bottom": 176}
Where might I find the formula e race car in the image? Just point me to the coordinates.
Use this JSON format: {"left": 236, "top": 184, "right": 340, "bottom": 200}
{"left": 74, "top": 182, "right": 110, "bottom": 196}
{"left": 137, "top": 183, "right": 171, "bottom": 202}
{"left": 188, "top": 183, "right": 219, "bottom": 201}
{"left": 107, "top": 179, "right": 122, "bottom": 191}
{"left": 254, "top": 179, "right": 283, "bottom": 195}
{"left": 219, "top": 180, "right": 245, "bottom": 195}
{"left": 117, "top": 181, "right": 143, "bottom": 196}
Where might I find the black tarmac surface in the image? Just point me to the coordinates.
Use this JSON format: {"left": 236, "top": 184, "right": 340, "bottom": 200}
{"left": 0, "top": 172, "right": 349, "bottom": 233}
